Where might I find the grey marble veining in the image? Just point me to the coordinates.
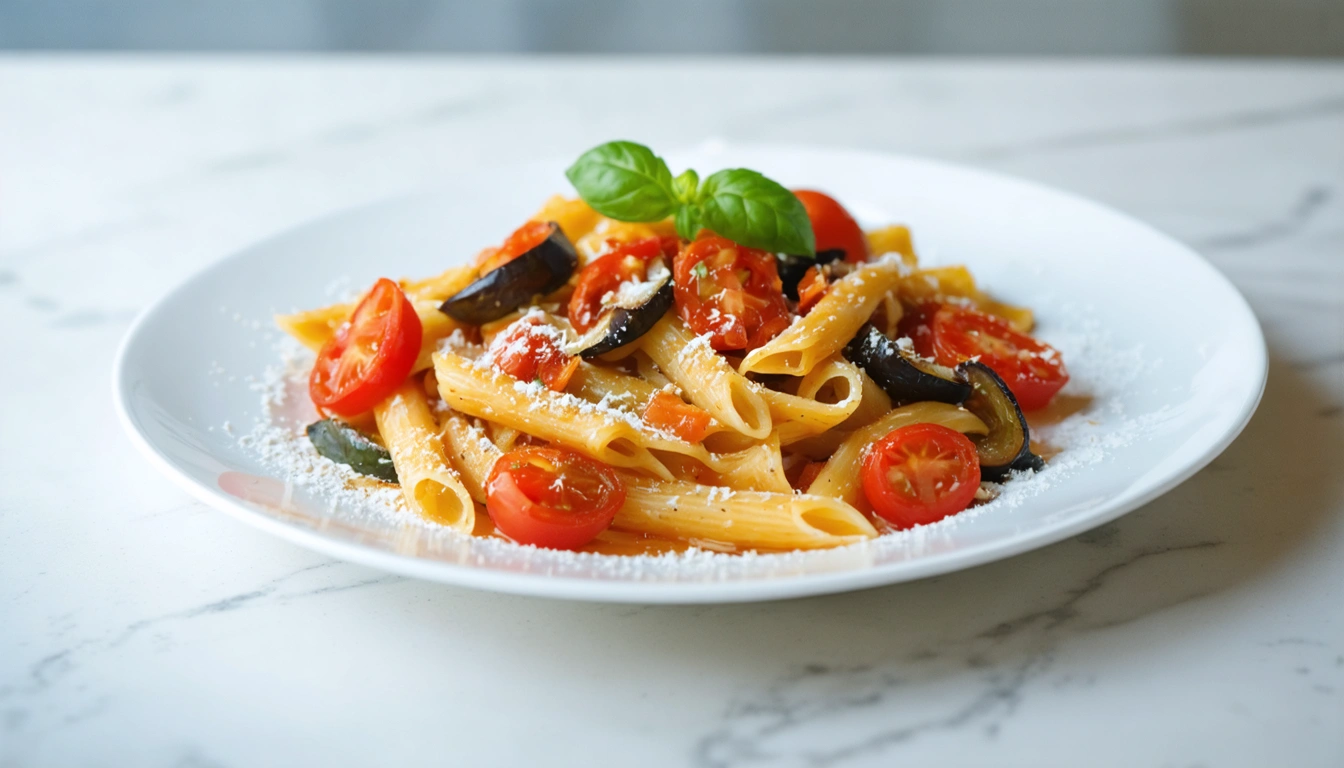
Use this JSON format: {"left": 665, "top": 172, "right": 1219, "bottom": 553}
{"left": 1, "top": 57, "right": 1341, "bottom": 768}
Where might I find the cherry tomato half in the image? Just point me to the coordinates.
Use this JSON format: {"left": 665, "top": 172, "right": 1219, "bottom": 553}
{"left": 486, "top": 446, "right": 626, "bottom": 549}
{"left": 490, "top": 315, "right": 579, "bottom": 392}
{"left": 861, "top": 423, "right": 981, "bottom": 529}
{"left": 896, "top": 301, "right": 940, "bottom": 358}
{"left": 673, "top": 234, "right": 791, "bottom": 352}
{"left": 309, "top": 277, "right": 422, "bottom": 417}
{"left": 793, "top": 190, "right": 869, "bottom": 263}
{"left": 928, "top": 304, "right": 1069, "bottom": 411}
{"left": 568, "top": 236, "right": 679, "bottom": 333}
{"left": 474, "top": 220, "right": 554, "bottom": 275}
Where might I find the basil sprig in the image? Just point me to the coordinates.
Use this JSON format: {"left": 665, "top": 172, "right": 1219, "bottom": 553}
{"left": 565, "top": 141, "right": 815, "bottom": 256}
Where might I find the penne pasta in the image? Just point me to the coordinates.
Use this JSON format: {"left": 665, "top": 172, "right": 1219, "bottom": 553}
{"left": 710, "top": 435, "right": 791, "bottom": 494}
{"left": 373, "top": 379, "right": 476, "bottom": 534}
{"left": 566, "top": 361, "right": 662, "bottom": 412}
{"left": 434, "top": 350, "right": 737, "bottom": 481}
{"left": 640, "top": 316, "right": 772, "bottom": 440}
{"left": 531, "top": 195, "right": 603, "bottom": 244}
{"left": 760, "top": 358, "right": 865, "bottom": 445}
{"left": 437, "top": 411, "right": 501, "bottom": 504}
{"left": 434, "top": 349, "right": 672, "bottom": 477}
{"left": 865, "top": 224, "right": 918, "bottom": 266}
{"left": 403, "top": 265, "right": 479, "bottom": 303}
{"left": 485, "top": 422, "right": 524, "bottom": 453}
{"left": 740, "top": 259, "right": 905, "bottom": 376}
{"left": 614, "top": 476, "right": 877, "bottom": 550}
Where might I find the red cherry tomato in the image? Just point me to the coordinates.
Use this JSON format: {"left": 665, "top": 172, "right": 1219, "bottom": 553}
{"left": 861, "top": 423, "right": 981, "bottom": 529}
{"left": 929, "top": 305, "right": 1069, "bottom": 411}
{"left": 309, "top": 278, "right": 422, "bottom": 416}
{"left": 486, "top": 446, "right": 625, "bottom": 549}
{"left": 793, "top": 190, "right": 869, "bottom": 263}
{"left": 896, "top": 301, "right": 940, "bottom": 358}
{"left": 474, "top": 220, "right": 554, "bottom": 274}
{"left": 490, "top": 316, "right": 579, "bottom": 392}
{"left": 642, "top": 390, "right": 713, "bottom": 443}
{"left": 673, "top": 234, "right": 791, "bottom": 352}
{"left": 567, "top": 236, "right": 678, "bottom": 333}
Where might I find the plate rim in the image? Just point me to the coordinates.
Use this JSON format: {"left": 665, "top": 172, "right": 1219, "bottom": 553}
{"left": 112, "top": 142, "right": 1268, "bottom": 604}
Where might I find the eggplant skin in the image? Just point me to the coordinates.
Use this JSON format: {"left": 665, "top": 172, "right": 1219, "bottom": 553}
{"left": 844, "top": 324, "right": 970, "bottom": 406}
{"left": 777, "top": 248, "right": 844, "bottom": 300}
{"left": 306, "top": 419, "right": 399, "bottom": 484}
{"left": 439, "top": 222, "right": 578, "bottom": 324}
{"left": 575, "top": 279, "right": 673, "bottom": 359}
{"left": 955, "top": 360, "right": 1043, "bottom": 481}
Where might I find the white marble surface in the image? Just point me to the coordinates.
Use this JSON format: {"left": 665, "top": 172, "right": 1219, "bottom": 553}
{"left": 1, "top": 57, "right": 1342, "bottom": 767}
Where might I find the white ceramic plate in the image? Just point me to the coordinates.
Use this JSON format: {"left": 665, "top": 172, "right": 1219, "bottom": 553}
{"left": 114, "top": 144, "right": 1265, "bottom": 603}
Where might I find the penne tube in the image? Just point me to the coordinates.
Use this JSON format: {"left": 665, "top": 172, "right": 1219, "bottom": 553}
{"left": 760, "top": 358, "right": 865, "bottom": 445}
{"left": 485, "top": 422, "right": 523, "bottom": 453}
{"left": 841, "top": 368, "right": 895, "bottom": 431}
{"left": 740, "top": 260, "right": 905, "bottom": 377}
{"left": 566, "top": 362, "right": 663, "bottom": 412}
{"left": 403, "top": 265, "right": 479, "bottom": 303}
{"left": 613, "top": 476, "right": 877, "bottom": 550}
{"left": 640, "top": 316, "right": 772, "bottom": 440}
{"left": 433, "top": 350, "right": 733, "bottom": 482}
{"left": 373, "top": 379, "right": 476, "bottom": 534}
{"left": 531, "top": 195, "right": 603, "bottom": 244}
{"left": 632, "top": 351, "right": 676, "bottom": 391}
{"left": 806, "top": 402, "right": 987, "bottom": 509}
{"left": 711, "top": 435, "right": 791, "bottom": 494}
{"left": 434, "top": 350, "right": 672, "bottom": 477}
{"left": 865, "top": 225, "right": 918, "bottom": 266}
{"left": 437, "top": 411, "right": 502, "bottom": 504}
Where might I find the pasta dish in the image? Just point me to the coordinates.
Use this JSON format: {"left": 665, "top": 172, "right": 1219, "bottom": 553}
{"left": 273, "top": 141, "right": 1070, "bottom": 554}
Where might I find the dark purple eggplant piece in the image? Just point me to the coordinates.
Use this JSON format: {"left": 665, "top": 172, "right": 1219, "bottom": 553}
{"left": 440, "top": 222, "right": 577, "bottom": 324}
{"left": 569, "top": 265, "right": 673, "bottom": 359}
{"left": 777, "top": 248, "right": 844, "bottom": 300}
{"left": 956, "top": 360, "right": 1043, "bottom": 481}
{"left": 843, "top": 324, "right": 970, "bottom": 406}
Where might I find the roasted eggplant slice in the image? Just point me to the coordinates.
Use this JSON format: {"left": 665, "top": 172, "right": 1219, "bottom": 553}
{"left": 306, "top": 419, "right": 398, "bottom": 483}
{"left": 844, "top": 324, "right": 970, "bottom": 405}
{"left": 956, "top": 360, "right": 1044, "bottom": 481}
{"left": 440, "top": 222, "right": 578, "bottom": 324}
{"left": 777, "top": 248, "right": 844, "bottom": 300}
{"left": 568, "top": 261, "right": 673, "bottom": 359}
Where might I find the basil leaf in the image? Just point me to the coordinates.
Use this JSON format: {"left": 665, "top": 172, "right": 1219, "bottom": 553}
{"left": 565, "top": 141, "right": 677, "bottom": 222}
{"left": 674, "top": 204, "right": 701, "bottom": 242}
{"left": 306, "top": 419, "right": 398, "bottom": 484}
{"left": 697, "top": 169, "right": 815, "bottom": 256}
{"left": 672, "top": 169, "right": 699, "bottom": 204}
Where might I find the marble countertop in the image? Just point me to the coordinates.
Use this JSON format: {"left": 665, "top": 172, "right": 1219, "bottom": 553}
{"left": 2, "top": 57, "right": 1341, "bottom": 767}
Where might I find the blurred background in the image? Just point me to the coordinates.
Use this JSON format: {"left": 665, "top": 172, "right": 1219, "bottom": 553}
{"left": 2, "top": 0, "right": 1342, "bottom": 56}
